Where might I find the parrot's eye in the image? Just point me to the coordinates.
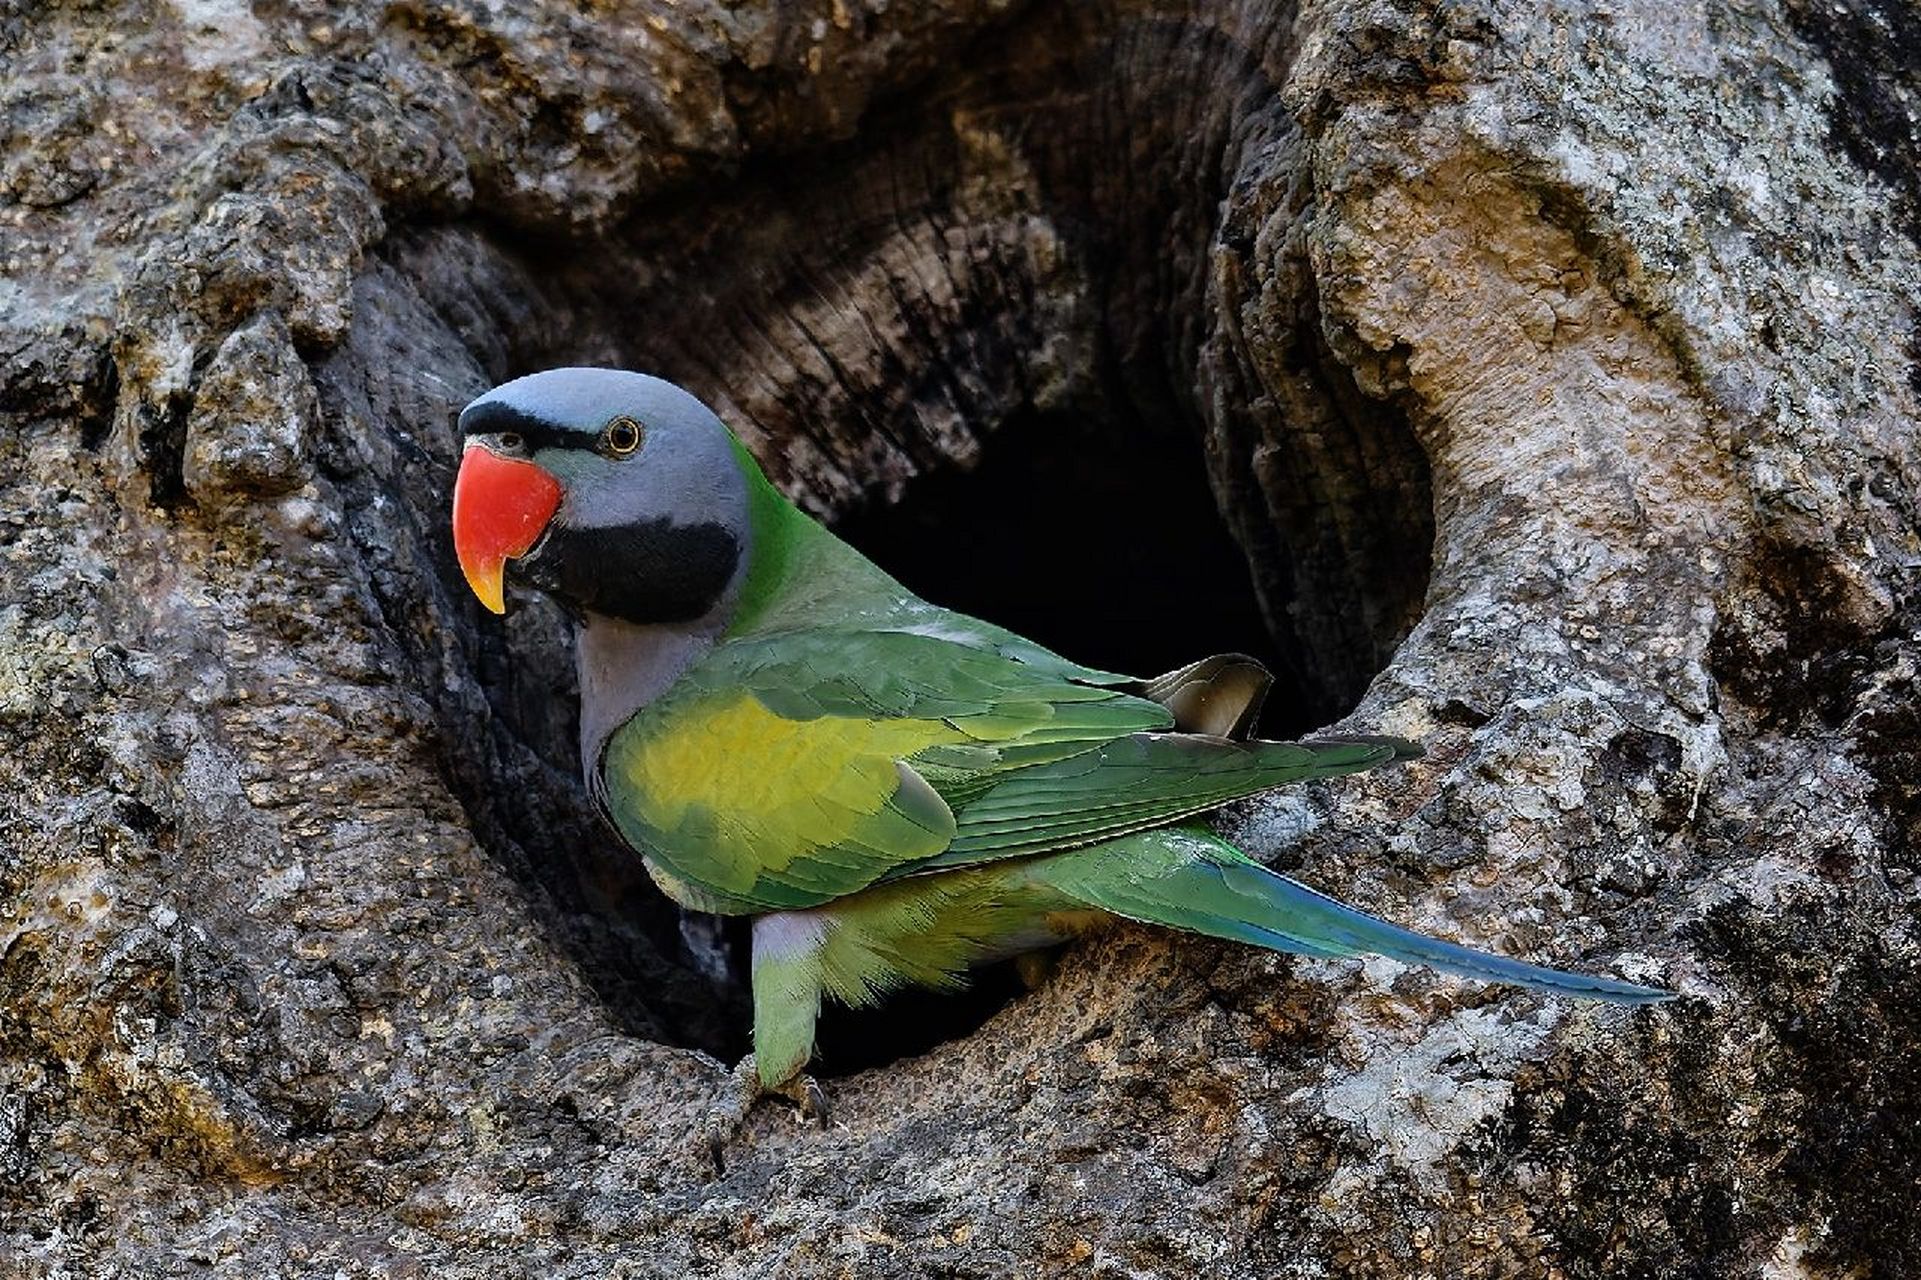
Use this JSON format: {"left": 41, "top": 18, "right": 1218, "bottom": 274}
{"left": 497, "top": 432, "right": 524, "bottom": 452}
{"left": 602, "top": 417, "right": 644, "bottom": 457}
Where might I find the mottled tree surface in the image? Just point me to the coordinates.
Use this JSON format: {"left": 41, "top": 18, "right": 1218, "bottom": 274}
{"left": 3, "top": 1, "right": 1919, "bottom": 1276}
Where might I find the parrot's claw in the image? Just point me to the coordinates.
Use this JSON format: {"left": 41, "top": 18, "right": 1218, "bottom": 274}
{"left": 701, "top": 1057, "right": 829, "bottom": 1167}
{"left": 769, "top": 1071, "right": 830, "bottom": 1122}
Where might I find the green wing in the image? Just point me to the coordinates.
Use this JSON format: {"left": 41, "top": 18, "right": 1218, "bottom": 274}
{"left": 598, "top": 628, "right": 1170, "bottom": 911}
{"left": 924, "top": 732, "right": 1402, "bottom": 867}
{"left": 600, "top": 626, "right": 1409, "bottom": 912}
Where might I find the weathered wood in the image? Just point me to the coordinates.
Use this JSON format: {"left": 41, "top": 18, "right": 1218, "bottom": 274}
{"left": 3, "top": 1, "right": 1919, "bottom": 1275}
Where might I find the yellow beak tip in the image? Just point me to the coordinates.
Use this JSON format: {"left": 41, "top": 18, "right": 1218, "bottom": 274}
{"left": 465, "top": 568, "right": 508, "bottom": 615}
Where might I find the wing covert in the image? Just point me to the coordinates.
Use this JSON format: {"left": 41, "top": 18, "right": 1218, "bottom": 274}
{"left": 597, "top": 628, "right": 1172, "bottom": 910}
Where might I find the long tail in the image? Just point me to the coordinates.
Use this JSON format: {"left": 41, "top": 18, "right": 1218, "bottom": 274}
{"left": 1026, "top": 826, "right": 1670, "bottom": 1004}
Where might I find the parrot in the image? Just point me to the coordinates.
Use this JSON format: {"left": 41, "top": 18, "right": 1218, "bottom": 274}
{"left": 448, "top": 367, "right": 1669, "bottom": 1096}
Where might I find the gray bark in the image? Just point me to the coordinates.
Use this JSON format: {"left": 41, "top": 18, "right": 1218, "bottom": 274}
{"left": 4, "top": 1, "right": 1920, "bottom": 1276}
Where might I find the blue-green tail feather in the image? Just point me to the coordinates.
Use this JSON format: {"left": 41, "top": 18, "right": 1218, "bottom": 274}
{"left": 1025, "top": 826, "right": 1671, "bottom": 1004}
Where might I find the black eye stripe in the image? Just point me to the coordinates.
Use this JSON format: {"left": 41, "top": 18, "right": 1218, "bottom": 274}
{"left": 457, "top": 401, "right": 582, "bottom": 453}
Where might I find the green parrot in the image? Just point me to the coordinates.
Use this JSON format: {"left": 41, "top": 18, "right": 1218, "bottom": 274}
{"left": 450, "top": 368, "right": 1667, "bottom": 1091}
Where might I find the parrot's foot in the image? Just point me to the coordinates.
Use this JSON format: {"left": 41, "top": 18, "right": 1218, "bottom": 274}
{"left": 700, "top": 1058, "right": 829, "bottom": 1167}
{"left": 767, "top": 1069, "right": 830, "bottom": 1122}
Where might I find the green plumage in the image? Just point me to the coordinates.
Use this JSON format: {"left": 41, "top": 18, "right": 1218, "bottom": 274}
{"left": 588, "top": 421, "right": 1668, "bottom": 1086}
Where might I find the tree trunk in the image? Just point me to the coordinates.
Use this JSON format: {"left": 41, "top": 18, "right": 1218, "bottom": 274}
{"left": 5, "top": 1, "right": 1919, "bottom": 1275}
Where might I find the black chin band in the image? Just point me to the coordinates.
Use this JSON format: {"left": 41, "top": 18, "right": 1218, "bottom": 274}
{"left": 514, "top": 519, "right": 739, "bottom": 625}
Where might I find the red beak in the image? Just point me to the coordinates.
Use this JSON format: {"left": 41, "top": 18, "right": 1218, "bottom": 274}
{"left": 452, "top": 445, "right": 563, "bottom": 614}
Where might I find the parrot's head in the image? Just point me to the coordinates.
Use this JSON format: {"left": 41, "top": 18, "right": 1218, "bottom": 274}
{"left": 451, "top": 368, "right": 751, "bottom": 623}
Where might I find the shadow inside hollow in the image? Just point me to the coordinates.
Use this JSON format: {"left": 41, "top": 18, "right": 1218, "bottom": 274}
{"left": 835, "top": 406, "right": 1303, "bottom": 734}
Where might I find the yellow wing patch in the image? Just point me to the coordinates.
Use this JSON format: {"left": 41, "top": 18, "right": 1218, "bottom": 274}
{"left": 622, "top": 692, "right": 959, "bottom": 828}
{"left": 605, "top": 690, "right": 966, "bottom": 903}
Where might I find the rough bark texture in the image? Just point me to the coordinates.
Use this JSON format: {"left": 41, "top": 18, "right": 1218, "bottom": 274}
{"left": 4, "top": 1, "right": 1920, "bottom": 1276}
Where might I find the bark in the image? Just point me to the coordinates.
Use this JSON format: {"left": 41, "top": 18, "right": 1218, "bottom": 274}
{"left": 4, "top": 1, "right": 1920, "bottom": 1276}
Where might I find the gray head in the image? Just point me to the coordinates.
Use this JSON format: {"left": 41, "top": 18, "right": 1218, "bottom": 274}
{"left": 453, "top": 368, "right": 751, "bottom": 624}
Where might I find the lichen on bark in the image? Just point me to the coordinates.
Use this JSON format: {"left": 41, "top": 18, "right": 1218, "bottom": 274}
{"left": 3, "top": 1, "right": 1919, "bottom": 1276}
